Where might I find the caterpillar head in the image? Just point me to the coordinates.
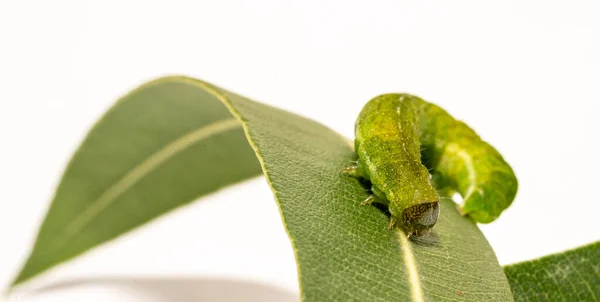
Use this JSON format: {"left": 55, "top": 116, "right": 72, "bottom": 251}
{"left": 388, "top": 177, "right": 441, "bottom": 236}
{"left": 400, "top": 201, "right": 440, "bottom": 236}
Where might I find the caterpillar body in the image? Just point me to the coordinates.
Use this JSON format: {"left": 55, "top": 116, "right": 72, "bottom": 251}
{"left": 343, "top": 94, "right": 518, "bottom": 236}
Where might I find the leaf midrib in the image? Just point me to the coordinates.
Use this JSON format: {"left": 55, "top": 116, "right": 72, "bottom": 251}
{"left": 398, "top": 230, "right": 425, "bottom": 302}
{"left": 54, "top": 118, "right": 242, "bottom": 248}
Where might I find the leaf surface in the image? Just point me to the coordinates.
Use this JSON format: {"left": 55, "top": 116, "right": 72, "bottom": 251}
{"left": 12, "top": 79, "right": 263, "bottom": 285}
{"left": 13, "top": 76, "right": 514, "bottom": 301}
{"left": 504, "top": 241, "right": 600, "bottom": 301}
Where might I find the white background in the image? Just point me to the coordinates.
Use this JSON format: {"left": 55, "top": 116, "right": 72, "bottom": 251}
{"left": 1, "top": 1, "right": 599, "bottom": 301}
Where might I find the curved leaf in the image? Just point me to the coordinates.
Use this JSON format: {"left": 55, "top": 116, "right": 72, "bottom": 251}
{"left": 504, "top": 241, "right": 600, "bottom": 301}
{"left": 11, "top": 79, "right": 263, "bottom": 285}
{"left": 13, "top": 76, "right": 514, "bottom": 301}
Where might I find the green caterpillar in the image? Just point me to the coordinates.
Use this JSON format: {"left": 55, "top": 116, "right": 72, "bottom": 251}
{"left": 343, "top": 94, "right": 518, "bottom": 236}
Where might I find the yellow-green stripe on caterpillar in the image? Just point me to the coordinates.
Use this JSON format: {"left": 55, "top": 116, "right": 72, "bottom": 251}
{"left": 343, "top": 94, "right": 518, "bottom": 236}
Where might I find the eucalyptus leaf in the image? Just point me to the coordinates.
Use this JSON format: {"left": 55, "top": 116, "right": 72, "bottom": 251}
{"left": 12, "top": 76, "right": 514, "bottom": 301}
{"left": 11, "top": 79, "right": 263, "bottom": 285}
{"left": 505, "top": 241, "right": 600, "bottom": 301}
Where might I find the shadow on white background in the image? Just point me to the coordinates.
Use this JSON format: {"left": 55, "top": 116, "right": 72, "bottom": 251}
{"left": 2, "top": 179, "right": 300, "bottom": 302}
{"left": 13, "top": 277, "right": 297, "bottom": 302}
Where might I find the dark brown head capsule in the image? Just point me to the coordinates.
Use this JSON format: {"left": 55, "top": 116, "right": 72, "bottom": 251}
{"left": 401, "top": 201, "right": 440, "bottom": 236}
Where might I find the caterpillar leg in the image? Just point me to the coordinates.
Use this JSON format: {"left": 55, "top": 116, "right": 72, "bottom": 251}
{"left": 361, "top": 195, "right": 375, "bottom": 206}
{"left": 360, "top": 193, "right": 388, "bottom": 206}
{"left": 388, "top": 216, "right": 397, "bottom": 229}
{"left": 340, "top": 164, "right": 361, "bottom": 178}
{"left": 341, "top": 161, "right": 370, "bottom": 179}
{"left": 370, "top": 185, "right": 388, "bottom": 202}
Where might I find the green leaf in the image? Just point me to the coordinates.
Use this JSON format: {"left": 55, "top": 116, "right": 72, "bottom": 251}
{"left": 504, "top": 241, "right": 600, "bottom": 301}
{"left": 13, "top": 76, "right": 514, "bottom": 301}
{"left": 11, "top": 79, "right": 263, "bottom": 285}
